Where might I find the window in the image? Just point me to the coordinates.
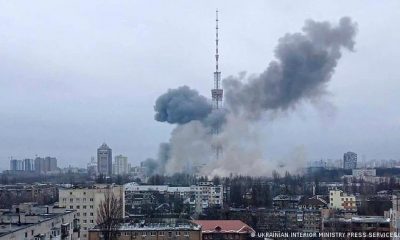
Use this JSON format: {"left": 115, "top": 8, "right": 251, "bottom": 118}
{"left": 70, "top": 206, "right": 73, "bottom": 209}
{"left": 90, "top": 205, "right": 94, "bottom": 209}
{"left": 83, "top": 213, "right": 86, "bottom": 216}
{"left": 176, "top": 232, "right": 180, "bottom": 236}
{"left": 70, "top": 198, "right": 73, "bottom": 202}
{"left": 90, "top": 212, "right": 94, "bottom": 216}
{"left": 83, "top": 205, "right": 86, "bottom": 209}
{"left": 83, "top": 220, "right": 87, "bottom": 223}
{"left": 90, "top": 198, "right": 94, "bottom": 201}
{"left": 90, "top": 220, "right": 94, "bottom": 223}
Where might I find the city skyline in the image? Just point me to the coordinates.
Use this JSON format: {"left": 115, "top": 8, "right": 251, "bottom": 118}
{"left": 1, "top": 1, "right": 400, "bottom": 169}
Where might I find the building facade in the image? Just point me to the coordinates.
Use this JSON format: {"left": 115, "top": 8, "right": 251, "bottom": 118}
{"left": 329, "top": 190, "right": 357, "bottom": 212}
{"left": 352, "top": 168, "right": 376, "bottom": 178}
{"left": 88, "top": 219, "right": 201, "bottom": 240}
{"left": 97, "top": 143, "right": 112, "bottom": 176}
{"left": 10, "top": 159, "right": 34, "bottom": 172}
{"left": 113, "top": 155, "right": 129, "bottom": 175}
{"left": 343, "top": 152, "right": 357, "bottom": 169}
{"left": 193, "top": 182, "right": 223, "bottom": 212}
{"left": 34, "top": 156, "right": 58, "bottom": 174}
{"left": 0, "top": 203, "right": 78, "bottom": 240}
{"left": 0, "top": 184, "right": 58, "bottom": 209}
{"left": 193, "top": 220, "right": 255, "bottom": 240}
{"left": 59, "top": 184, "right": 125, "bottom": 240}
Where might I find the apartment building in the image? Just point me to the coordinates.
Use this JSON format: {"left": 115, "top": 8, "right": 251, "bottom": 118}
{"left": 192, "top": 182, "right": 223, "bottom": 212}
{"left": 88, "top": 219, "right": 201, "bottom": 240}
{"left": 0, "top": 203, "right": 78, "bottom": 240}
{"left": 329, "top": 190, "right": 357, "bottom": 212}
{"left": 124, "top": 182, "right": 223, "bottom": 214}
{"left": 59, "top": 184, "right": 125, "bottom": 240}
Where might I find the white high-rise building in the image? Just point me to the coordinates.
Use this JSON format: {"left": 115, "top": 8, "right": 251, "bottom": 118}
{"left": 113, "top": 155, "right": 128, "bottom": 175}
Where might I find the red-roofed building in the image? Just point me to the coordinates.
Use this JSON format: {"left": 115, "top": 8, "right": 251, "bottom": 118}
{"left": 192, "top": 220, "right": 255, "bottom": 240}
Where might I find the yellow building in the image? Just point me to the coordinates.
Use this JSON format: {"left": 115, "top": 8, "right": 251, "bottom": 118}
{"left": 329, "top": 190, "right": 356, "bottom": 211}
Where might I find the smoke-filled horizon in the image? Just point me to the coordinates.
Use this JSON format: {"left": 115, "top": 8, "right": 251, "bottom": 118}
{"left": 146, "top": 17, "right": 357, "bottom": 177}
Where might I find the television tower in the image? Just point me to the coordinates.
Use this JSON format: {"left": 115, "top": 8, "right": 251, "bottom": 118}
{"left": 211, "top": 9, "right": 223, "bottom": 160}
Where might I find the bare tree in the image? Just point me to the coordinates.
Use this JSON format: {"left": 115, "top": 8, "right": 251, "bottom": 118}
{"left": 96, "top": 187, "right": 123, "bottom": 240}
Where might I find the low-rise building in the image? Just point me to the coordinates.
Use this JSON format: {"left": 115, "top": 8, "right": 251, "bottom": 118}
{"left": 329, "top": 190, "right": 357, "bottom": 212}
{"left": 352, "top": 168, "right": 376, "bottom": 178}
{"left": 193, "top": 220, "right": 255, "bottom": 240}
{"left": 124, "top": 182, "right": 223, "bottom": 214}
{"left": 322, "top": 216, "right": 390, "bottom": 240}
{"left": 0, "top": 203, "right": 78, "bottom": 240}
{"left": 0, "top": 183, "right": 58, "bottom": 209}
{"left": 272, "top": 195, "right": 302, "bottom": 210}
{"left": 88, "top": 219, "right": 201, "bottom": 240}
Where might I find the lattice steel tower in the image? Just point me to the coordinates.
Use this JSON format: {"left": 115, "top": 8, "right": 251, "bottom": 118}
{"left": 211, "top": 9, "right": 223, "bottom": 160}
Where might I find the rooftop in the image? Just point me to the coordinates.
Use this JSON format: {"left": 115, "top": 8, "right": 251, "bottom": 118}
{"left": 192, "top": 220, "right": 255, "bottom": 234}
{"left": 91, "top": 219, "right": 200, "bottom": 231}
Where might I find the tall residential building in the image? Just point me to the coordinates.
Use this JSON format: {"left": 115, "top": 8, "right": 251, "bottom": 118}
{"left": 58, "top": 184, "right": 125, "bottom": 240}
{"left": 87, "top": 156, "right": 98, "bottom": 177}
{"left": 113, "top": 154, "right": 128, "bottom": 175}
{"left": 23, "top": 158, "right": 34, "bottom": 171}
{"left": 10, "top": 159, "right": 22, "bottom": 171}
{"left": 343, "top": 151, "right": 357, "bottom": 169}
{"left": 34, "top": 156, "right": 58, "bottom": 173}
{"left": 97, "top": 143, "right": 112, "bottom": 176}
{"left": 10, "top": 158, "right": 35, "bottom": 171}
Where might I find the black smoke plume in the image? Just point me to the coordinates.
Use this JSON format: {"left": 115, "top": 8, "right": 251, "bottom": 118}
{"left": 154, "top": 86, "right": 212, "bottom": 124}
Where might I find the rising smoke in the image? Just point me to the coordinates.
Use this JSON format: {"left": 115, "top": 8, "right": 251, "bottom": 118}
{"left": 149, "top": 17, "right": 357, "bottom": 176}
{"left": 154, "top": 86, "right": 212, "bottom": 124}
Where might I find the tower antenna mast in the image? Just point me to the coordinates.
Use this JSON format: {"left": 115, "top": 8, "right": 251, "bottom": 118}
{"left": 211, "top": 9, "right": 223, "bottom": 160}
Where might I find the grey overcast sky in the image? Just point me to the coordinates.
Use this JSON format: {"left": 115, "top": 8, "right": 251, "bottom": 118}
{"left": 0, "top": 0, "right": 399, "bottom": 169}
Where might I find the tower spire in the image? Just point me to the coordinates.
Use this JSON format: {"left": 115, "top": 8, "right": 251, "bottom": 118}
{"left": 211, "top": 9, "right": 223, "bottom": 110}
{"left": 211, "top": 9, "right": 223, "bottom": 161}
{"left": 216, "top": 9, "right": 219, "bottom": 72}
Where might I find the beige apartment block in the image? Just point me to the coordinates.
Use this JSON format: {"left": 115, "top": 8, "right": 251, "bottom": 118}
{"left": 59, "top": 184, "right": 125, "bottom": 240}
